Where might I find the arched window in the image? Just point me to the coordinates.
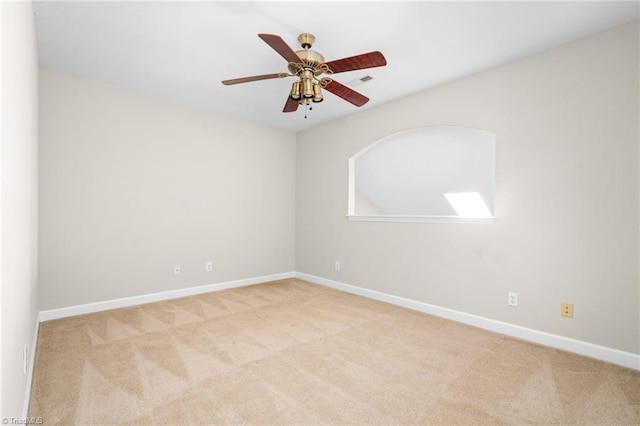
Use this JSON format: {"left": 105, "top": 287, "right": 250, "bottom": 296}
{"left": 348, "top": 126, "right": 496, "bottom": 223}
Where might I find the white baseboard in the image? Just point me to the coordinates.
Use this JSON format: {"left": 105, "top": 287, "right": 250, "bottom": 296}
{"left": 21, "top": 316, "right": 40, "bottom": 419}
{"left": 33, "top": 270, "right": 639, "bottom": 372}
{"left": 295, "top": 272, "right": 640, "bottom": 371}
{"left": 38, "top": 271, "right": 296, "bottom": 322}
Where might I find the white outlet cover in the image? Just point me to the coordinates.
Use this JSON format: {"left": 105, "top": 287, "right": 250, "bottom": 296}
{"left": 508, "top": 292, "right": 518, "bottom": 307}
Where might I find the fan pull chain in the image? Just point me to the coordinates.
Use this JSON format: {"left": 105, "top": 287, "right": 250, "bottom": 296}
{"left": 304, "top": 102, "right": 312, "bottom": 119}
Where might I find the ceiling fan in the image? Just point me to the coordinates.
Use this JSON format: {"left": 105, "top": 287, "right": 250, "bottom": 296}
{"left": 222, "top": 33, "right": 387, "bottom": 117}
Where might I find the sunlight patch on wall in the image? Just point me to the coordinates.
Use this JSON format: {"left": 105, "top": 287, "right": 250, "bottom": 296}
{"left": 444, "top": 192, "right": 493, "bottom": 218}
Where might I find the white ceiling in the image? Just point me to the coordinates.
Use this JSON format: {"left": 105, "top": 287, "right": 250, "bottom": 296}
{"left": 33, "top": 1, "right": 639, "bottom": 132}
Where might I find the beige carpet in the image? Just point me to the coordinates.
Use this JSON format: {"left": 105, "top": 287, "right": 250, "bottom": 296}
{"left": 29, "top": 278, "right": 639, "bottom": 425}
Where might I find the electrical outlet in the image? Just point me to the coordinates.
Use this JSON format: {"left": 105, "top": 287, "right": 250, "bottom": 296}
{"left": 561, "top": 302, "right": 574, "bottom": 318}
{"left": 334, "top": 261, "right": 341, "bottom": 271}
{"left": 206, "top": 261, "right": 213, "bottom": 272}
{"left": 173, "top": 264, "right": 181, "bottom": 275}
{"left": 508, "top": 292, "right": 518, "bottom": 307}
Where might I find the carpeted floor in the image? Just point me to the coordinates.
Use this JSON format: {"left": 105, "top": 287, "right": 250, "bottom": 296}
{"left": 29, "top": 278, "right": 639, "bottom": 425}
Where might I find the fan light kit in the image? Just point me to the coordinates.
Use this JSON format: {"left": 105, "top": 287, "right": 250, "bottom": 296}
{"left": 222, "top": 33, "right": 387, "bottom": 118}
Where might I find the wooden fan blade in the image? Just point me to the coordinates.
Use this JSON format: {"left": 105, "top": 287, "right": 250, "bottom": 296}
{"left": 323, "top": 80, "right": 369, "bottom": 107}
{"left": 222, "top": 73, "right": 289, "bottom": 86}
{"left": 324, "top": 51, "right": 387, "bottom": 74}
{"left": 258, "top": 34, "right": 301, "bottom": 63}
{"left": 283, "top": 97, "right": 299, "bottom": 113}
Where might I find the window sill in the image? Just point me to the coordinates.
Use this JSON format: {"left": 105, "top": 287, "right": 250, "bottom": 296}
{"left": 347, "top": 215, "right": 496, "bottom": 224}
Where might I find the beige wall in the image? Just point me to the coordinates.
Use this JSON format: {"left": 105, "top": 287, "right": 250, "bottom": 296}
{"left": 34, "top": 20, "right": 640, "bottom": 358}
{"left": 1, "top": 1, "right": 40, "bottom": 417}
{"left": 38, "top": 70, "right": 296, "bottom": 310}
{"left": 296, "top": 22, "right": 639, "bottom": 354}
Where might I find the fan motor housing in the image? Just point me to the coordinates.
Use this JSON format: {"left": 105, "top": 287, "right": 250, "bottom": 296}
{"left": 288, "top": 49, "right": 325, "bottom": 74}
{"left": 287, "top": 33, "right": 326, "bottom": 76}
